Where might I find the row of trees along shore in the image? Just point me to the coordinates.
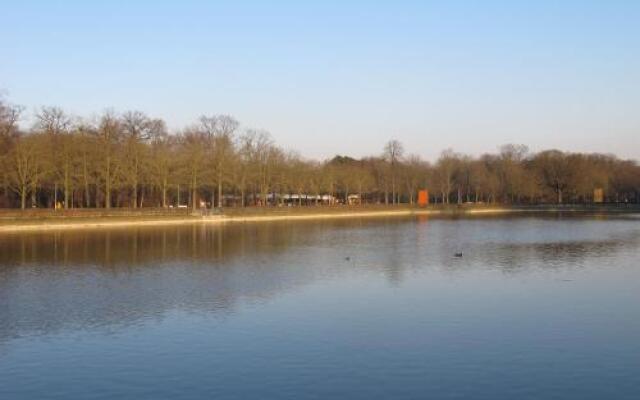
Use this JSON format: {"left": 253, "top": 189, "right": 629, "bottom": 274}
{"left": 1, "top": 98, "right": 640, "bottom": 210}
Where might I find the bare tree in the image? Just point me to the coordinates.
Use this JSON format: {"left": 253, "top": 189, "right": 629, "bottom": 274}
{"left": 148, "top": 121, "right": 173, "bottom": 207}
{"left": 97, "top": 111, "right": 122, "bottom": 208}
{"left": 178, "top": 128, "right": 208, "bottom": 209}
{"left": 35, "top": 106, "right": 74, "bottom": 208}
{"left": 0, "top": 96, "right": 22, "bottom": 139}
{"left": 0, "top": 97, "right": 24, "bottom": 205}
{"left": 75, "top": 121, "right": 97, "bottom": 207}
{"left": 7, "top": 133, "right": 47, "bottom": 209}
{"left": 384, "top": 139, "right": 405, "bottom": 204}
{"left": 121, "top": 111, "right": 153, "bottom": 207}
{"left": 532, "top": 150, "right": 572, "bottom": 204}
{"left": 434, "top": 149, "right": 460, "bottom": 204}
{"left": 200, "top": 115, "right": 239, "bottom": 208}
{"left": 402, "top": 154, "right": 428, "bottom": 204}
{"left": 245, "top": 130, "right": 275, "bottom": 206}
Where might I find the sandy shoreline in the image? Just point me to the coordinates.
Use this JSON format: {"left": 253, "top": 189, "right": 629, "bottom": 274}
{"left": 0, "top": 208, "right": 516, "bottom": 233}
{"left": 0, "top": 206, "right": 634, "bottom": 233}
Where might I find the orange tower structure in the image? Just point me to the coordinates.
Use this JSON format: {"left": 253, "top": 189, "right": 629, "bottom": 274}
{"left": 418, "top": 190, "right": 429, "bottom": 207}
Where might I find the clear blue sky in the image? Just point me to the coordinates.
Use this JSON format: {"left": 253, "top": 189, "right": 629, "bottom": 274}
{"left": 2, "top": 0, "right": 639, "bottom": 161}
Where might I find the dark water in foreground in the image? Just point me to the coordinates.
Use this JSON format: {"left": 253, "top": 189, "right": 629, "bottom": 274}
{"left": 1, "top": 215, "right": 639, "bottom": 399}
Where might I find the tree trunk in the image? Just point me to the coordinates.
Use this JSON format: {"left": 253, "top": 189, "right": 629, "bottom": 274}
{"left": 217, "top": 168, "right": 223, "bottom": 208}
{"left": 557, "top": 189, "right": 563, "bottom": 204}
{"left": 162, "top": 179, "right": 167, "bottom": 208}
{"left": 132, "top": 155, "right": 139, "bottom": 208}
{"left": 21, "top": 188, "right": 27, "bottom": 210}
{"left": 105, "top": 156, "right": 111, "bottom": 209}
{"left": 64, "top": 163, "right": 70, "bottom": 209}
{"left": 345, "top": 184, "right": 349, "bottom": 205}
{"left": 83, "top": 155, "right": 91, "bottom": 208}
{"left": 133, "top": 185, "right": 138, "bottom": 208}
{"left": 192, "top": 177, "right": 198, "bottom": 209}
{"left": 391, "top": 179, "right": 396, "bottom": 205}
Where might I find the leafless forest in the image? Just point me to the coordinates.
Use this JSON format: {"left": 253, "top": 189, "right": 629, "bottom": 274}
{"left": 1, "top": 96, "right": 639, "bottom": 210}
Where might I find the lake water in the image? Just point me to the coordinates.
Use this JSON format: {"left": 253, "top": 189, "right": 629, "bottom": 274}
{"left": 1, "top": 214, "right": 639, "bottom": 399}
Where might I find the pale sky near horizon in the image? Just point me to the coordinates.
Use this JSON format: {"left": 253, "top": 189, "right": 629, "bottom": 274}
{"left": 1, "top": 1, "right": 639, "bottom": 161}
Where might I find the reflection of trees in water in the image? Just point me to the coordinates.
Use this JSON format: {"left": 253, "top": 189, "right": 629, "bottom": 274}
{"left": 0, "top": 219, "right": 405, "bottom": 343}
{"left": 0, "top": 217, "right": 638, "bottom": 343}
{"left": 474, "top": 237, "right": 636, "bottom": 274}
{"left": 0, "top": 223, "right": 309, "bottom": 267}
{"left": 423, "top": 218, "right": 640, "bottom": 275}
{"left": 376, "top": 221, "right": 429, "bottom": 286}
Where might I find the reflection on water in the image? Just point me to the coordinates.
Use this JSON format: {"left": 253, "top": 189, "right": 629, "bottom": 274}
{"left": 1, "top": 215, "right": 640, "bottom": 399}
{"left": 1, "top": 216, "right": 639, "bottom": 340}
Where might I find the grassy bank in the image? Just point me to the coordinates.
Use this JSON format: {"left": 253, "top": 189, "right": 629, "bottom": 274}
{"left": 0, "top": 204, "right": 638, "bottom": 233}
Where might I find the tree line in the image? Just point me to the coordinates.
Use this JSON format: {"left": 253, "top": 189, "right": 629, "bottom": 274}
{"left": 1, "top": 96, "right": 639, "bottom": 210}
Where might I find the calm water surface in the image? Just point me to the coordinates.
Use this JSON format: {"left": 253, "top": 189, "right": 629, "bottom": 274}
{"left": 1, "top": 215, "right": 639, "bottom": 399}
